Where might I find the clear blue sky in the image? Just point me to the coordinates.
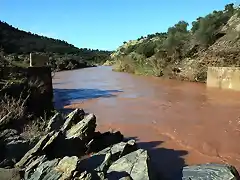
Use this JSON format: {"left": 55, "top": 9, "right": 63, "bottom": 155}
{"left": 0, "top": 0, "right": 239, "bottom": 50}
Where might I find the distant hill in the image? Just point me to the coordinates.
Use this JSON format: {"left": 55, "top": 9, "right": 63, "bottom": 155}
{"left": 111, "top": 3, "right": 240, "bottom": 83}
{"left": 0, "top": 21, "right": 111, "bottom": 70}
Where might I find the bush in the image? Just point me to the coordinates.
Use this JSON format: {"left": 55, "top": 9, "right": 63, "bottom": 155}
{"left": 0, "top": 94, "right": 27, "bottom": 130}
{"left": 135, "top": 41, "right": 157, "bottom": 58}
{"left": 21, "top": 116, "right": 47, "bottom": 140}
{"left": 113, "top": 56, "right": 136, "bottom": 73}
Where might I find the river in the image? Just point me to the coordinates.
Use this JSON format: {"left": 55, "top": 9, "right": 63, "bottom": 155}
{"left": 53, "top": 66, "right": 240, "bottom": 177}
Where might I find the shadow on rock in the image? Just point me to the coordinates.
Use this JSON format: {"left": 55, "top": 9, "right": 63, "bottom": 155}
{"left": 79, "top": 154, "right": 106, "bottom": 171}
{"left": 126, "top": 137, "right": 188, "bottom": 179}
{"left": 107, "top": 171, "right": 132, "bottom": 179}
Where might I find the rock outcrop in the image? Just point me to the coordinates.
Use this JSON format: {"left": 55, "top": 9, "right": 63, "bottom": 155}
{"left": 181, "top": 163, "right": 240, "bottom": 180}
{"left": 0, "top": 108, "right": 239, "bottom": 179}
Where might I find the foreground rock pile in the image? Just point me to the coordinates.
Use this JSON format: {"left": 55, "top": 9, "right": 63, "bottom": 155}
{"left": 0, "top": 108, "right": 239, "bottom": 180}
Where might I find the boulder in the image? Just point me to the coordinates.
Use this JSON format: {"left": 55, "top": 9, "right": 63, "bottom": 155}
{"left": 15, "top": 131, "right": 56, "bottom": 168}
{"left": 48, "top": 135, "right": 86, "bottom": 158}
{"left": 45, "top": 113, "right": 64, "bottom": 132}
{"left": 4, "top": 139, "right": 30, "bottom": 165}
{"left": 107, "top": 149, "right": 152, "bottom": 180}
{"left": 61, "top": 109, "right": 85, "bottom": 132}
{"left": 106, "top": 171, "right": 133, "bottom": 180}
{"left": 0, "top": 129, "right": 18, "bottom": 139}
{"left": 0, "top": 129, "right": 31, "bottom": 168}
{"left": 86, "top": 131, "right": 124, "bottom": 154}
{"left": 26, "top": 159, "right": 62, "bottom": 180}
{"left": 42, "top": 131, "right": 61, "bottom": 151}
{"left": 78, "top": 140, "right": 138, "bottom": 179}
{"left": 24, "top": 155, "right": 47, "bottom": 179}
{"left": 0, "top": 167, "right": 24, "bottom": 180}
{"left": 96, "top": 139, "right": 137, "bottom": 160}
{"left": 26, "top": 156, "right": 80, "bottom": 180}
{"left": 65, "top": 113, "right": 96, "bottom": 140}
{"left": 78, "top": 152, "right": 111, "bottom": 177}
{"left": 55, "top": 156, "right": 79, "bottom": 180}
{"left": 74, "top": 171, "right": 93, "bottom": 180}
{"left": 0, "top": 159, "right": 16, "bottom": 168}
{"left": 181, "top": 163, "right": 240, "bottom": 180}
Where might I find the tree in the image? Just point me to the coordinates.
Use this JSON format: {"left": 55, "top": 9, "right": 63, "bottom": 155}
{"left": 194, "top": 17, "right": 216, "bottom": 47}
{"left": 0, "top": 21, "right": 111, "bottom": 70}
{"left": 191, "top": 17, "right": 202, "bottom": 33}
{"left": 164, "top": 21, "right": 190, "bottom": 59}
{"left": 225, "top": 3, "right": 234, "bottom": 14}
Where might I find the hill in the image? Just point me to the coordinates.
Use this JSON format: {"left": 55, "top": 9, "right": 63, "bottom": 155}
{"left": 0, "top": 21, "right": 111, "bottom": 70}
{"left": 111, "top": 3, "right": 240, "bottom": 82}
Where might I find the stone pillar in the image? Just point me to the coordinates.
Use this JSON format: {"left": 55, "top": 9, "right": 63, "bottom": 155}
{"left": 27, "top": 67, "right": 54, "bottom": 115}
{"left": 29, "top": 53, "right": 49, "bottom": 67}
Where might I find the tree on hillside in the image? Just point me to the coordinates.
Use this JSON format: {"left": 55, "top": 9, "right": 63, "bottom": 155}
{"left": 194, "top": 9, "right": 232, "bottom": 47}
{"left": 135, "top": 41, "right": 157, "bottom": 58}
{"left": 225, "top": 3, "right": 234, "bottom": 14}
{"left": 0, "top": 20, "right": 112, "bottom": 70}
{"left": 191, "top": 17, "right": 203, "bottom": 33}
{"left": 164, "top": 21, "right": 189, "bottom": 59}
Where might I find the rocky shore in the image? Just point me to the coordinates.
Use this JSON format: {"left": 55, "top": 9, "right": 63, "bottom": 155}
{"left": 0, "top": 108, "right": 239, "bottom": 180}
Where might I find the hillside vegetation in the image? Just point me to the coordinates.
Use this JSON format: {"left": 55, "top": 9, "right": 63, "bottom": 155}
{"left": 111, "top": 3, "right": 240, "bottom": 82}
{"left": 0, "top": 21, "right": 111, "bottom": 71}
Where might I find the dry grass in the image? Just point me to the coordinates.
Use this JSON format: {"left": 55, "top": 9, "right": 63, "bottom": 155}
{"left": 0, "top": 91, "right": 47, "bottom": 140}
{"left": 21, "top": 119, "right": 47, "bottom": 140}
{"left": 0, "top": 94, "right": 48, "bottom": 140}
{"left": 113, "top": 56, "right": 136, "bottom": 73}
{"left": 0, "top": 94, "right": 27, "bottom": 122}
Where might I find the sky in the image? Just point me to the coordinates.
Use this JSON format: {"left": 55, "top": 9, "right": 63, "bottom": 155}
{"left": 1, "top": 0, "right": 239, "bottom": 51}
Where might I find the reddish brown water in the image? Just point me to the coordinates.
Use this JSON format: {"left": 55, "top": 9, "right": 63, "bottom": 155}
{"left": 53, "top": 66, "right": 240, "bottom": 177}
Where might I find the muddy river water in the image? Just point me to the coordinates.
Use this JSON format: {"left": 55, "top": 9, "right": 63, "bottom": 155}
{"left": 53, "top": 66, "right": 240, "bottom": 177}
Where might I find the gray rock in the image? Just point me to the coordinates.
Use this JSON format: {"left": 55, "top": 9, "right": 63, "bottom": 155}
{"left": 42, "top": 131, "right": 60, "bottom": 151}
{"left": 0, "top": 159, "right": 16, "bottom": 168}
{"left": 182, "top": 163, "right": 240, "bottom": 180}
{"left": 27, "top": 159, "right": 62, "bottom": 180}
{"left": 74, "top": 171, "right": 93, "bottom": 180}
{"left": 46, "top": 113, "right": 64, "bottom": 132}
{"left": 96, "top": 139, "right": 137, "bottom": 160}
{"left": 61, "top": 109, "right": 85, "bottom": 132}
{"left": 0, "top": 167, "right": 24, "bottom": 180}
{"left": 0, "top": 129, "right": 31, "bottom": 168}
{"left": 5, "top": 139, "right": 30, "bottom": 160}
{"left": 15, "top": 131, "right": 55, "bottom": 168}
{"left": 106, "top": 171, "right": 133, "bottom": 180}
{"left": 55, "top": 156, "right": 79, "bottom": 180}
{"left": 78, "top": 139, "right": 138, "bottom": 176}
{"left": 79, "top": 152, "right": 111, "bottom": 176}
{"left": 86, "top": 131, "right": 124, "bottom": 154}
{"left": 26, "top": 156, "right": 80, "bottom": 180}
{"left": 65, "top": 113, "right": 96, "bottom": 140}
{"left": 0, "top": 129, "right": 18, "bottom": 139}
{"left": 24, "top": 155, "right": 47, "bottom": 179}
{"left": 107, "top": 149, "right": 151, "bottom": 180}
